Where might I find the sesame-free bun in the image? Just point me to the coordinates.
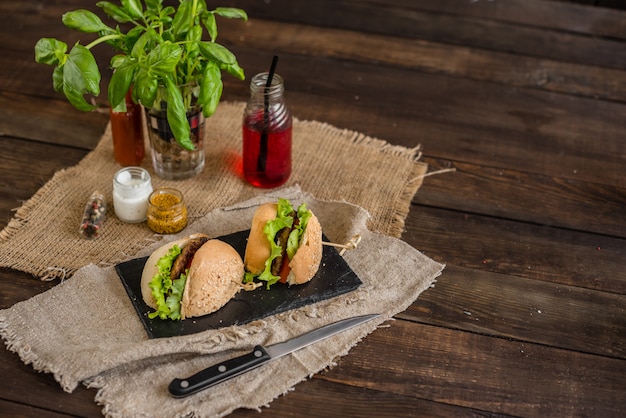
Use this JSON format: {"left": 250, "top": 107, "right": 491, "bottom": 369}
{"left": 286, "top": 213, "right": 322, "bottom": 285}
{"left": 140, "top": 233, "right": 208, "bottom": 310}
{"left": 244, "top": 203, "right": 278, "bottom": 275}
{"left": 180, "top": 240, "right": 243, "bottom": 319}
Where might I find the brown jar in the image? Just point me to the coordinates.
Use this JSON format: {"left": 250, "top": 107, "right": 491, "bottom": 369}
{"left": 146, "top": 188, "right": 188, "bottom": 234}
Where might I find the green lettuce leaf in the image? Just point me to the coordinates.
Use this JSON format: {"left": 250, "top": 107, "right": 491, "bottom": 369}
{"left": 245, "top": 199, "right": 314, "bottom": 289}
{"left": 287, "top": 203, "right": 312, "bottom": 259}
{"left": 148, "top": 244, "right": 185, "bottom": 320}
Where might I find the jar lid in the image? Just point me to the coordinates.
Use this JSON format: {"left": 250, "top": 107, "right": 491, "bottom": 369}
{"left": 114, "top": 167, "right": 152, "bottom": 197}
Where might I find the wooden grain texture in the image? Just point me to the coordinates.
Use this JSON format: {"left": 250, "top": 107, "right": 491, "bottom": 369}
{"left": 1, "top": 0, "right": 624, "bottom": 417}
{"left": 324, "top": 320, "right": 626, "bottom": 417}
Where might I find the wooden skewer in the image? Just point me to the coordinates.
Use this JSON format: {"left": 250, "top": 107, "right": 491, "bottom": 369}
{"left": 322, "top": 234, "right": 362, "bottom": 256}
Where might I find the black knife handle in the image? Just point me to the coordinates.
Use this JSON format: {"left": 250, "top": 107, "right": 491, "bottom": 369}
{"left": 168, "top": 345, "right": 271, "bottom": 398}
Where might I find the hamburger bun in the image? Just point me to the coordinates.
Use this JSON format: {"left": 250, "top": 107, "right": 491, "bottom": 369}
{"left": 286, "top": 213, "right": 323, "bottom": 285}
{"left": 181, "top": 239, "right": 244, "bottom": 318}
{"left": 244, "top": 203, "right": 278, "bottom": 275}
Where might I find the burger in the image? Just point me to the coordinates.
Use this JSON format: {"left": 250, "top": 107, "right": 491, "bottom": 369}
{"left": 244, "top": 198, "right": 322, "bottom": 288}
{"left": 140, "top": 234, "right": 244, "bottom": 320}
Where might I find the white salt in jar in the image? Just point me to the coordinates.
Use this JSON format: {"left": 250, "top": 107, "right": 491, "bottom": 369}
{"left": 113, "top": 167, "right": 153, "bottom": 223}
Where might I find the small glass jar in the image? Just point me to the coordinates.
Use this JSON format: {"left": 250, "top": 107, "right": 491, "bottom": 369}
{"left": 242, "top": 72, "right": 292, "bottom": 188}
{"left": 78, "top": 191, "right": 106, "bottom": 239}
{"left": 146, "top": 188, "right": 188, "bottom": 234}
{"left": 113, "top": 167, "right": 153, "bottom": 223}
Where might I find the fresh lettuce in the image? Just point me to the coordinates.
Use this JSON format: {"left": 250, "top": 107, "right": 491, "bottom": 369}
{"left": 287, "top": 203, "right": 311, "bottom": 259}
{"left": 245, "top": 199, "right": 313, "bottom": 289}
{"left": 148, "top": 244, "right": 187, "bottom": 320}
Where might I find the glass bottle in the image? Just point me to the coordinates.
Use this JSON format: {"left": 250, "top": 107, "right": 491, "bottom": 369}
{"left": 242, "top": 72, "right": 292, "bottom": 188}
{"left": 78, "top": 191, "right": 106, "bottom": 239}
{"left": 146, "top": 188, "right": 188, "bottom": 234}
{"left": 110, "top": 89, "right": 145, "bottom": 166}
{"left": 112, "top": 167, "right": 153, "bottom": 223}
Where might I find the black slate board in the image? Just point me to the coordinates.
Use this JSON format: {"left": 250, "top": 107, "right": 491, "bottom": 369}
{"left": 115, "top": 229, "right": 362, "bottom": 338}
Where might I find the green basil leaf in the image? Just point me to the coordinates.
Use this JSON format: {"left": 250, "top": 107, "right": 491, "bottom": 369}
{"left": 62, "top": 10, "right": 110, "bottom": 33}
{"left": 171, "top": 0, "right": 192, "bottom": 38}
{"left": 213, "top": 7, "right": 248, "bottom": 21}
{"left": 133, "top": 67, "right": 158, "bottom": 108}
{"left": 108, "top": 57, "right": 136, "bottom": 111}
{"left": 160, "top": 6, "right": 176, "bottom": 21}
{"left": 203, "top": 12, "right": 217, "bottom": 42}
{"left": 96, "top": 1, "right": 133, "bottom": 23}
{"left": 147, "top": 42, "right": 182, "bottom": 75}
{"left": 198, "top": 41, "right": 236, "bottom": 65}
{"left": 199, "top": 62, "right": 222, "bottom": 117}
{"left": 187, "top": 25, "right": 202, "bottom": 44}
{"left": 62, "top": 44, "right": 101, "bottom": 111}
{"left": 123, "top": 25, "right": 145, "bottom": 54}
{"left": 224, "top": 62, "right": 245, "bottom": 80}
{"left": 164, "top": 76, "right": 194, "bottom": 150}
{"left": 34, "top": 38, "right": 67, "bottom": 66}
{"left": 52, "top": 66, "right": 64, "bottom": 92}
{"left": 121, "top": 0, "right": 143, "bottom": 20}
{"left": 145, "top": 0, "right": 163, "bottom": 15}
{"left": 63, "top": 81, "right": 96, "bottom": 112}
{"left": 110, "top": 54, "right": 126, "bottom": 68}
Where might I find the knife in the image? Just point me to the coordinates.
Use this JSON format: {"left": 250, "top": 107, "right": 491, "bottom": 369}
{"left": 168, "top": 313, "right": 381, "bottom": 398}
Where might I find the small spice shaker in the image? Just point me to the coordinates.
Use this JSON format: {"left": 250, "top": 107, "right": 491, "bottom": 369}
{"left": 113, "top": 166, "right": 153, "bottom": 223}
{"left": 146, "top": 188, "right": 188, "bottom": 234}
{"left": 78, "top": 191, "right": 106, "bottom": 239}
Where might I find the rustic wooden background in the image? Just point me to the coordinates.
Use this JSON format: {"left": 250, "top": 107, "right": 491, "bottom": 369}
{"left": 1, "top": 0, "right": 624, "bottom": 416}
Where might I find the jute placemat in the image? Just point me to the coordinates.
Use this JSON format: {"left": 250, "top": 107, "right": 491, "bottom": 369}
{"left": 0, "top": 188, "right": 444, "bottom": 417}
{"left": 0, "top": 101, "right": 426, "bottom": 281}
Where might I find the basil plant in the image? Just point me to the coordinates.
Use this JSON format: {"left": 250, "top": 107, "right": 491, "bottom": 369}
{"left": 35, "top": 0, "right": 247, "bottom": 150}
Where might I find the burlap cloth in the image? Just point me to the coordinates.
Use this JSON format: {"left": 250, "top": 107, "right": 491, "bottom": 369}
{"left": 0, "top": 101, "right": 426, "bottom": 281}
{"left": 0, "top": 102, "right": 445, "bottom": 417}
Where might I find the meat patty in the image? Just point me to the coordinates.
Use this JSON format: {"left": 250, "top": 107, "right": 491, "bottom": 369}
{"left": 170, "top": 237, "right": 209, "bottom": 280}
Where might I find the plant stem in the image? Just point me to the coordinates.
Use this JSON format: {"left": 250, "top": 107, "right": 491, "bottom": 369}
{"left": 85, "top": 34, "right": 123, "bottom": 50}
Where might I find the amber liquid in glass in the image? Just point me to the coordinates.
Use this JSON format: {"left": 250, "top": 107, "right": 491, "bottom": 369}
{"left": 110, "top": 93, "right": 145, "bottom": 166}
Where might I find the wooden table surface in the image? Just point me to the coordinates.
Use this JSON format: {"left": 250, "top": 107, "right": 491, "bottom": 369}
{"left": 1, "top": 1, "right": 625, "bottom": 416}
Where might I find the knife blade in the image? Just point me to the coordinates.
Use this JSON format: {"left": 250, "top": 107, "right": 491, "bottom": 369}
{"left": 168, "top": 313, "right": 381, "bottom": 398}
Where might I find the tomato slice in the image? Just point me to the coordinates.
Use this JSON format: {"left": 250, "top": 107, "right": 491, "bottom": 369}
{"left": 278, "top": 257, "right": 291, "bottom": 284}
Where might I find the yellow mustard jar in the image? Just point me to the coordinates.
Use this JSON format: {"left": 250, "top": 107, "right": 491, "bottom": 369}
{"left": 146, "top": 188, "right": 188, "bottom": 234}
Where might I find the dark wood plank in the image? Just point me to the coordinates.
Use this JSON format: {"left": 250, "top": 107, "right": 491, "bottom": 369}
{"left": 226, "top": 0, "right": 626, "bottom": 69}
{"left": 413, "top": 158, "right": 626, "bottom": 238}
{"left": 403, "top": 205, "right": 626, "bottom": 293}
{"left": 0, "top": 136, "right": 89, "bottom": 229}
{"left": 217, "top": 17, "right": 626, "bottom": 103}
{"left": 0, "top": 399, "right": 77, "bottom": 418}
{"left": 237, "top": 378, "right": 509, "bottom": 417}
{"left": 323, "top": 320, "right": 626, "bottom": 417}
{"left": 0, "top": 347, "right": 102, "bottom": 417}
{"left": 401, "top": 265, "right": 626, "bottom": 358}
{"left": 0, "top": 93, "right": 108, "bottom": 148}
{"left": 365, "top": 0, "right": 626, "bottom": 39}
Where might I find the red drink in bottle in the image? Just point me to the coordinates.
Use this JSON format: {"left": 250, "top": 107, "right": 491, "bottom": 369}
{"left": 242, "top": 72, "right": 292, "bottom": 188}
{"left": 243, "top": 112, "right": 292, "bottom": 188}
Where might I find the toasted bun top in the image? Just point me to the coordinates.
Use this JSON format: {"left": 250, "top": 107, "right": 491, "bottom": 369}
{"left": 244, "top": 203, "right": 278, "bottom": 274}
{"left": 286, "top": 212, "right": 323, "bottom": 285}
{"left": 180, "top": 239, "right": 243, "bottom": 319}
{"left": 140, "top": 233, "right": 208, "bottom": 310}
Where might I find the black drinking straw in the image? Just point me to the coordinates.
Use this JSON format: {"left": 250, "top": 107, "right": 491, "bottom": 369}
{"left": 257, "top": 55, "right": 279, "bottom": 172}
